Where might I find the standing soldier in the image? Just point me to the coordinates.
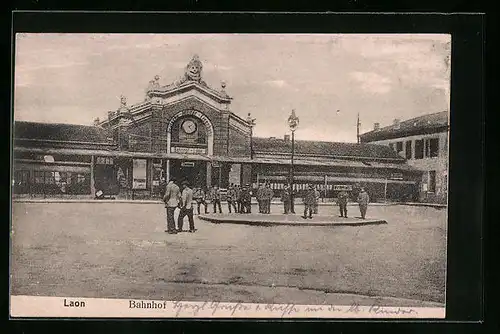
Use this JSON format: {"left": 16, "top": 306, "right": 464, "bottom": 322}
{"left": 235, "top": 185, "right": 242, "bottom": 213}
{"left": 281, "top": 184, "right": 292, "bottom": 214}
{"left": 210, "top": 185, "right": 223, "bottom": 213}
{"left": 302, "top": 184, "right": 316, "bottom": 219}
{"left": 240, "top": 184, "right": 252, "bottom": 213}
{"left": 256, "top": 183, "right": 265, "bottom": 213}
{"left": 193, "top": 186, "right": 209, "bottom": 215}
{"left": 337, "top": 190, "right": 349, "bottom": 218}
{"left": 227, "top": 183, "right": 237, "bottom": 213}
{"left": 357, "top": 188, "right": 370, "bottom": 219}
{"left": 313, "top": 186, "right": 321, "bottom": 214}
{"left": 177, "top": 181, "right": 196, "bottom": 233}
{"left": 263, "top": 183, "right": 273, "bottom": 214}
{"left": 163, "top": 177, "right": 181, "bottom": 234}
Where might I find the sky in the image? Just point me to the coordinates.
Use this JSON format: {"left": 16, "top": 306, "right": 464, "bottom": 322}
{"left": 14, "top": 33, "right": 451, "bottom": 142}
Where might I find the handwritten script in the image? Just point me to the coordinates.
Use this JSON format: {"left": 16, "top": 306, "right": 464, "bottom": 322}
{"left": 144, "top": 300, "right": 419, "bottom": 318}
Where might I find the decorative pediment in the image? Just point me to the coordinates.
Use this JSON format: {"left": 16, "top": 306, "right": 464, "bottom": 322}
{"left": 145, "top": 55, "right": 232, "bottom": 104}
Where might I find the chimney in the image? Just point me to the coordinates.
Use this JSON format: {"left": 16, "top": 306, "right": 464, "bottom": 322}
{"left": 373, "top": 122, "right": 380, "bottom": 131}
{"left": 284, "top": 134, "right": 290, "bottom": 142}
{"left": 93, "top": 117, "right": 100, "bottom": 126}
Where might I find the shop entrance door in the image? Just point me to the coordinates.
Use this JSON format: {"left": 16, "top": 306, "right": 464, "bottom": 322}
{"left": 169, "top": 160, "right": 206, "bottom": 188}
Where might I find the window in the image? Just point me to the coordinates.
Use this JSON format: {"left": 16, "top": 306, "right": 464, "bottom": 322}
{"left": 396, "top": 141, "right": 403, "bottom": 154}
{"left": 405, "top": 141, "right": 412, "bottom": 159}
{"left": 389, "top": 143, "right": 394, "bottom": 151}
{"left": 428, "top": 171, "right": 436, "bottom": 192}
{"left": 425, "top": 138, "right": 439, "bottom": 158}
{"left": 415, "top": 139, "right": 424, "bottom": 159}
{"left": 34, "top": 171, "right": 45, "bottom": 184}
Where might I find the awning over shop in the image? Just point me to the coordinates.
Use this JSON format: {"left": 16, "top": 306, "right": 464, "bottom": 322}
{"left": 15, "top": 146, "right": 421, "bottom": 173}
{"left": 258, "top": 174, "right": 418, "bottom": 185}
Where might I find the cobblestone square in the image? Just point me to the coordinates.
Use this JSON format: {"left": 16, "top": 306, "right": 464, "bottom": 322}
{"left": 11, "top": 202, "right": 447, "bottom": 306}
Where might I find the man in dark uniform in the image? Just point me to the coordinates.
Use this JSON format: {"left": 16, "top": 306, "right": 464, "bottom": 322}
{"left": 337, "top": 190, "right": 349, "bottom": 218}
{"left": 193, "top": 186, "right": 208, "bottom": 215}
{"left": 302, "top": 184, "right": 316, "bottom": 219}
{"left": 227, "top": 183, "right": 237, "bottom": 213}
{"left": 240, "top": 184, "right": 252, "bottom": 213}
{"left": 262, "top": 183, "right": 273, "bottom": 214}
{"left": 281, "top": 184, "right": 292, "bottom": 214}
{"left": 256, "top": 183, "right": 265, "bottom": 213}
{"left": 210, "top": 185, "right": 222, "bottom": 213}
{"left": 357, "top": 188, "right": 370, "bottom": 219}
{"left": 235, "top": 185, "right": 242, "bottom": 213}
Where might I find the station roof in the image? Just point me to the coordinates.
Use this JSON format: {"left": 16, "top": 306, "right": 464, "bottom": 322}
{"left": 14, "top": 121, "right": 113, "bottom": 145}
{"left": 359, "top": 111, "right": 448, "bottom": 142}
{"left": 252, "top": 137, "right": 405, "bottom": 161}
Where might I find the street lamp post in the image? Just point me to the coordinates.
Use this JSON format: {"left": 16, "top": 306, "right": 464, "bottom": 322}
{"left": 246, "top": 113, "right": 256, "bottom": 160}
{"left": 288, "top": 109, "right": 299, "bottom": 214}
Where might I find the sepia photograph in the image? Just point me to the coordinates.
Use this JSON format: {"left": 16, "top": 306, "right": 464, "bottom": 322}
{"left": 10, "top": 33, "right": 451, "bottom": 318}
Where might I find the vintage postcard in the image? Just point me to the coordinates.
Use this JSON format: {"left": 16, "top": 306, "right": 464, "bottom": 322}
{"left": 10, "top": 33, "right": 450, "bottom": 319}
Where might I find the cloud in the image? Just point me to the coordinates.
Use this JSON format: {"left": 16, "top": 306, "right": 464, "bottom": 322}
{"left": 349, "top": 71, "right": 392, "bottom": 94}
{"left": 263, "top": 80, "right": 289, "bottom": 88}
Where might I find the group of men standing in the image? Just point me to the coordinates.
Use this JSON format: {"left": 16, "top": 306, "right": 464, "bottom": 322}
{"left": 162, "top": 178, "right": 197, "bottom": 234}
{"left": 162, "top": 178, "right": 372, "bottom": 233}
{"left": 256, "top": 183, "right": 274, "bottom": 214}
{"left": 191, "top": 184, "right": 254, "bottom": 215}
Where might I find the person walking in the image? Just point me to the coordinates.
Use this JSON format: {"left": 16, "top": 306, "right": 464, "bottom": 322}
{"left": 337, "top": 190, "right": 349, "bottom": 218}
{"left": 256, "top": 183, "right": 265, "bottom": 213}
{"left": 357, "top": 188, "right": 370, "bottom": 219}
{"left": 210, "top": 185, "right": 223, "bottom": 213}
{"left": 193, "top": 186, "right": 209, "bottom": 215}
{"left": 313, "top": 186, "right": 321, "bottom": 214}
{"left": 227, "top": 184, "right": 237, "bottom": 213}
{"left": 240, "top": 184, "right": 252, "bottom": 213}
{"left": 177, "top": 181, "right": 196, "bottom": 233}
{"left": 302, "top": 184, "right": 316, "bottom": 219}
{"left": 163, "top": 178, "right": 181, "bottom": 234}
{"left": 281, "top": 184, "right": 292, "bottom": 214}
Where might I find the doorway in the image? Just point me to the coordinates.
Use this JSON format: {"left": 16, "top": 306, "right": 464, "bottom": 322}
{"left": 169, "top": 160, "right": 206, "bottom": 188}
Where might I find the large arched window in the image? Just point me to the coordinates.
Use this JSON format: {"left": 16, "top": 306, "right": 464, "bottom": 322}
{"left": 170, "top": 116, "right": 207, "bottom": 145}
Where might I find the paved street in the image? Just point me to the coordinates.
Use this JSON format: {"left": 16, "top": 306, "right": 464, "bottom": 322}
{"left": 11, "top": 202, "right": 447, "bottom": 306}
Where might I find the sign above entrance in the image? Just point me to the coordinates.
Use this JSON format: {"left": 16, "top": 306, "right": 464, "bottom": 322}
{"left": 333, "top": 185, "right": 353, "bottom": 191}
{"left": 171, "top": 146, "right": 207, "bottom": 155}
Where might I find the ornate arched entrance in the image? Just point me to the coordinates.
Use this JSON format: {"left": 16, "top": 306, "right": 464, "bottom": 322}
{"left": 165, "top": 109, "right": 215, "bottom": 187}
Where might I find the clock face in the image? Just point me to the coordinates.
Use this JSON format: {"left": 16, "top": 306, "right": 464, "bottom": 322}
{"left": 182, "top": 120, "right": 197, "bottom": 134}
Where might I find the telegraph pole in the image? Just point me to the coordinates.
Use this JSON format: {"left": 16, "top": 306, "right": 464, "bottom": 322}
{"left": 356, "top": 113, "right": 361, "bottom": 144}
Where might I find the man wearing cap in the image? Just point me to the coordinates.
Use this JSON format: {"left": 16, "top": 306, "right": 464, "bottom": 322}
{"left": 178, "top": 180, "right": 196, "bottom": 233}
{"left": 262, "top": 183, "right": 273, "bottom": 214}
{"left": 256, "top": 183, "right": 265, "bottom": 213}
{"left": 281, "top": 184, "right": 292, "bottom": 214}
{"left": 357, "top": 188, "right": 370, "bottom": 219}
{"left": 302, "top": 184, "right": 316, "bottom": 219}
{"left": 163, "top": 177, "right": 181, "bottom": 234}
{"left": 227, "top": 183, "right": 237, "bottom": 213}
{"left": 337, "top": 190, "right": 349, "bottom": 218}
{"left": 240, "top": 184, "right": 252, "bottom": 213}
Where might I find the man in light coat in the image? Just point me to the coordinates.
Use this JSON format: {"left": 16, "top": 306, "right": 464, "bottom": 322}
{"left": 178, "top": 181, "right": 196, "bottom": 233}
{"left": 357, "top": 188, "right": 370, "bottom": 219}
{"left": 163, "top": 178, "right": 181, "bottom": 234}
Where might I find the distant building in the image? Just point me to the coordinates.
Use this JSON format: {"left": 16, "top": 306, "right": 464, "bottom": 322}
{"left": 13, "top": 55, "right": 425, "bottom": 202}
{"left": 359, "top": 111, "right": 449, "bottom": 204}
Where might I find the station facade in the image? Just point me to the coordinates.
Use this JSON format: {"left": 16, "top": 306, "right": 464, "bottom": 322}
{"left": 13, "top": 55, "right": 424, "bottom": 202}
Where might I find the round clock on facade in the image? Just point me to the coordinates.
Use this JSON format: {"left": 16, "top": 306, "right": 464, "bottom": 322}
{"left": 181, "top": 119, "right": 197, "bottom": 134}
